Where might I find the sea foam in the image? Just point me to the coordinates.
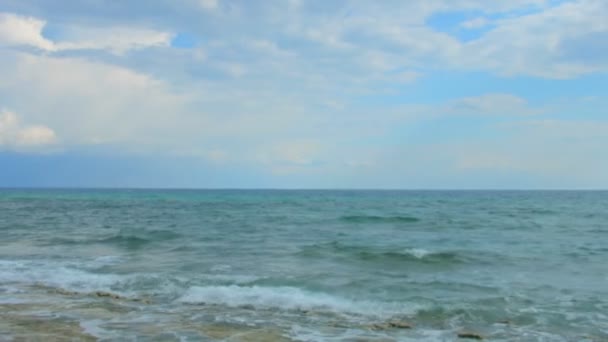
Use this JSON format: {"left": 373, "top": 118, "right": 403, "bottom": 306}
{"left": 403, "top": 248, "right": 431, "bottom": 259}
{"left": 0, "top": 259, "right": 125, "bottom": 292}
{"left": 177, "top": 285, "right": 415, "bottom": 317}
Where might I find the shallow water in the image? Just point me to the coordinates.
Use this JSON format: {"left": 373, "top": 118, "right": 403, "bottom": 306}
{"left": 1, "top": 189, "right": 607, "bottom": 341}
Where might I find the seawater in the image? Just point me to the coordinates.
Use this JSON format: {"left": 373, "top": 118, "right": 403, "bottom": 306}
{"left": 0, "top": 189, "right": 607, "bottom": 341}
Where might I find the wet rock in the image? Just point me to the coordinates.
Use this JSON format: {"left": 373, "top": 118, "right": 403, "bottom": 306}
{"left": 368, "top": 320, "right": 413, "bottom": 330}
{"left": 457, "top": 331, "right": 484, "bottom": 340}
{"left": 1, "top": 314, "right": 97, "bottom": 341}
{"left": 232, "top": 328, "right": 293, "bottom": 342}
{"left": 91, "top": 291, "right": 150, "bottom": 303}
{"left": 48, "top": 287, "right": 148, "bottom": 303}
{"left": 198, "top": 324, "right": 293, "bottom": 342}
{"left": 131, "top": 297, "right": 152, "bottom": 304}
{"left": 94, "top": 291, "right": 123, "bottom": 300}
{"left": 327, "top": 321, "right": 350, "bottom": 328}
{"left": 198, "top": 324, "right": 239, "bottom": 339}
{"left": 52, "top": 288, "right": 80, "bottom": 296}
{"left": 388, "top": 321, "right": 413, "bottom": 329}
{"left": 368, "top": 323, "right": 389, "bottom": 330}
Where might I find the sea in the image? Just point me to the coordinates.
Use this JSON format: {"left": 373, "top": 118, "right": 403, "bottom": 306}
{"left": 0, "top": 189, "right": 607, "bottom": 341}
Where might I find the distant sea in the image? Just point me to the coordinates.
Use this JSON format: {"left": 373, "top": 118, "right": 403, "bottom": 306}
{"left": 1, "top": 189, "right": 607, "bottom": 341}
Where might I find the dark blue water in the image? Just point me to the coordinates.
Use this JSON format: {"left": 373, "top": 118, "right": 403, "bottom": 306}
{"left": 1, "top": 190, "right": 607, "bottom": 341}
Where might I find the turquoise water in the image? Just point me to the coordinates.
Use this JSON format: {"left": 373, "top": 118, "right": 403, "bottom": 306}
{"left": 1, "top": 189, "right": 607, "bottom": 341}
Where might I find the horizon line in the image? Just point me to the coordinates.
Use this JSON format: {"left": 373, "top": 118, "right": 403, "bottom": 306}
{"left": 1, "top": 186, "right": 607, "bottom": 191}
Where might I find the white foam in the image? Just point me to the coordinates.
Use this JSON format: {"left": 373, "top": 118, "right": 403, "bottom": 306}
{"left": 290, "top": 324, "right": 447, "bottom": 342}
{"left": 178, "top": 285, "right": 416, "bottom": 317}
{"left": 404, "top": 248, "right": 431, "bottom": 259}
{"left": 0, "top": 296, "right": 29, "bottom": 304}
{"left": 80, "top": 319, "right": 107, "bottom": 339}
{"left": 91, "top": 255, "right": 124, "bottom": 266}
{"left": 203, "top": 274, "right": 262, "bottom": 284}
{"left": 0, "top": 259, "right": 125, "bottom": 292}
{"left": 210, "top": 264, "right": 232, "bottom": 272}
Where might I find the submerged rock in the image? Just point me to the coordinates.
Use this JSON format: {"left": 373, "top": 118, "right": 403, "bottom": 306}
{"left": 131, "top": 297, "right": 152, "bottom": 304}
{"left": 388, "top": 321, "right": 413, "bottom": 329}
{"left": 198, "top": 324, "right": 293, "bottom": 342}
{"left": 51, "top": 288, "right": 80, "bottom": 296}
{"left": 1, "top": 314, "right": 97, "bottom": 341}
{"left": 90, "top": 291, "right": 151, "bottom": 304}
{"left": 457, "top": 331, "right": 484, "bottom": 340}
{"left": 368, "top": 320, "right": 413, "bottom": 330}
{"left": 231, "top": 329, "right": 293, "bottom": 342}
{"left": 369, "top": 323, "right": 389, "bottom": 330}
{"left": 94, "top": 291, "right": 123, "bottom": 300}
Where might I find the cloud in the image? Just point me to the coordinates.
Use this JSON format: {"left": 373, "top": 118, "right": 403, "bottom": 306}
{"left": 54, "top": 27, "right": 173, "bottom": 54}
{"left": 0, "top": 109, "right": 57, "bottom": 148}
{"left": 0, "top": 12, "right": 172, "bottom": 54}
{"left": 199, "top": 0, "right": 219, "bottom": 11}
{"left": 463, "top": 0, "right": 608, "bottom": 78}
{"left": 0, "top": 51, "right": 189, "bottom": 147}
{"left": 4, "top": 1, "right": 607, "bottom": 81}
{"left": 447, "top": 94, "right": 542, "bottom": 116}
{"left": 265, "top": 140, "right": 321, "bottom": 166}
{"left": 447, "top": 118, "right": 608, "bottom": 177}
{"left": 0, "top": 12, "right": 54, "bottom": 50}
{"left": 16, "top": 126, "right": 56, "bottom": 146}
{"left": 0, "top": 1, "right": 607, "bottom": 187}
{"left": 268, "top": 0, "right": 607, "bottom": 79}
{"left": 0, "top": 50, "right": 320, "bottom": 158}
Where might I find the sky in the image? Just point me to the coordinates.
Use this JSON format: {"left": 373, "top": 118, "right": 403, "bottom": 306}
{"left": 0, "top": 0, "right": 607, "bottom": 189}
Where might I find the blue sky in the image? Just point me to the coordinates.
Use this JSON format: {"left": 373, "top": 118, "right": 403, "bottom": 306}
{"left": 0, "top": 0, "right": 607, "bottom": 189}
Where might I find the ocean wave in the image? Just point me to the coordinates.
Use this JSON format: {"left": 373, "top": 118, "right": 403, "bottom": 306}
{"left": 91, "top": 255, "right": 124, "bottom": 266}
{"left": 47, "top": 230, "right": 181, "bottom": 249}
{"left": 340, "top": 215, "right": 420, "bottom": 224}
{"left": 298, "top": 242, "right": 468, "bottom": 266}
{"left": 98, "top": 235, "right": 151, "bottom": 249}
{"left": 0, "top": 259, "right": 125, "bottom": 292}
{"left": 178, "top": 285, "right": 416, "bottom": 317}
{"left": 396, "top": 248, "right": 429, "bottom": 259}
{"left": 203, "top": 274, "right": 262, "bottom": 285}
{"left": 360, "top": 250, "right": 464, "bottom": 265}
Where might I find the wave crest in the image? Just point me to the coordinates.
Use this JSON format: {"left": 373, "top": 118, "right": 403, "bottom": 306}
{"left": 298, "top": 242, "right": 468, "bottom": 266}
{"left": 340, "top": 215, "right": 420, "bottom": 224}
{"left": 178, "top": 285, "right": 415, "bottom": 317}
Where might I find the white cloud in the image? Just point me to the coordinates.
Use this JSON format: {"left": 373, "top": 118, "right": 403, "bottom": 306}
{"left": 257, "top": 140, "right": 322, "bottom": 175}
{"left": 216, "top": 62, "right": 247, "bottom": 77}
{"left": 0, "top": 50, "right": 316, "bottom": 156}
{"left": 447, "top": 94, "right": 542, "bottom": 116}
{"left": 248, "top": 39, "right": 295, "bottom": 57}
{"left": 463, "top": 0, "right": 608, "bottom": 78}
{"left": 505, "top": 119, "right": 608, "bottom": 140}
{"left": 199, "top": 0, "right": 219, "bottom": 11}
{"left": 0, "top": 52, "right": 188, "bottom": 146}
{"left": 55, "top": 27, "right": 172, "bottom": 55}
{"left": 444, "top": 118, "right": 608, "bottom": 177}
{"left": 0, "top": 1, "right": 607, "bottom": 187}
{"left": 268, "top": 140, "right": 321, "bottom": 166}
{"left": 16, "top": 126, "right": 57, "bottom": 146}
{"left": 0, "top": 12, "right": 172, "bottom": 54}
{"left": 275, "top": 0, "right": 607, "bottom": 79}
{"left": 0, "top": 111, "right": 18, "bottom": 147}
{"left": 0, "top": 13, "right": 54, "bottom": 50}
{"left": 0, "top": 109, "right": 57, "bottom": 148}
